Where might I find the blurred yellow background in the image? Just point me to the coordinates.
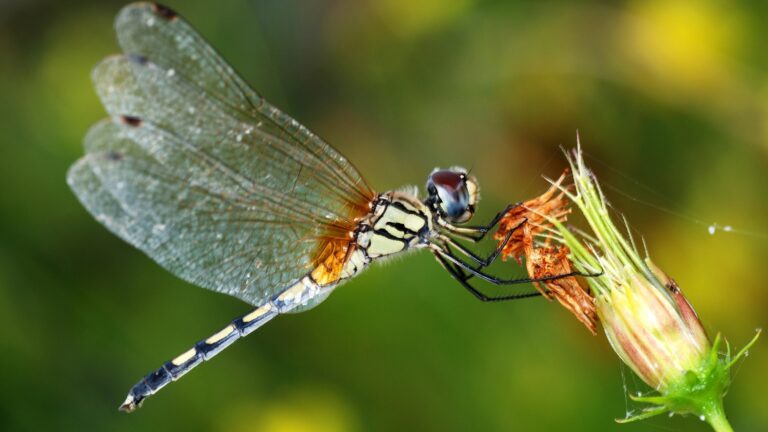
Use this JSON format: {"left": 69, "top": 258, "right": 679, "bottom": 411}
{"left": 0, "top": 0, "right": 766, "bottom": 430}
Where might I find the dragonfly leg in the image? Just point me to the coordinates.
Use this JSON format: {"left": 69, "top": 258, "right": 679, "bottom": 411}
{"left": 436, "top": 216, "right": 525, "bottom": 270}
{"left": 431, "top": 243, "right": 602, "bottom": 288}
{"left": 431, "top": 250, "right": 541, "bottom": 302}
{"left": 439, "top": 202, "right": 521, "bottom": 242}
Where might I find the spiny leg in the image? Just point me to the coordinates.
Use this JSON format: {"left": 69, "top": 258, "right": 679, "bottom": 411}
{"left": 432, "top": 231, "right": 542, "bottom": 302}
{"left": 439, "top": 203, "right": 521, "bottom": 242}
{"left": 431, "top": 243, "right": 601, "bottom": 289}
{"left": 436, "top": 216, "right": 526, "bottom": 270}
{"left": 119, "top": 302, "right": 278, "bottom": 412}
{"left": 432, "top": 251, "right": 541, "bottom": 302}
{"left": 429, "top": 215, "right": 527, "bottom": 293}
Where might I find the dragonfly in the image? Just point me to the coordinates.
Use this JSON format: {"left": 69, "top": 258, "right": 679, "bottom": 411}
{"left": 67, "top": 2, "right": 582, "bottom": 413}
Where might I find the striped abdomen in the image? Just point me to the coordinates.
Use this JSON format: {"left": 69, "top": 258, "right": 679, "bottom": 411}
{"left": 119, "top": 275, "right": 330, "bottom": 412}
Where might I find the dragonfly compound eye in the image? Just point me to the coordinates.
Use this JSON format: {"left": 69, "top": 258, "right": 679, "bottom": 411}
{"left": 427, "top": 168, "right": 478, "bottom": 224}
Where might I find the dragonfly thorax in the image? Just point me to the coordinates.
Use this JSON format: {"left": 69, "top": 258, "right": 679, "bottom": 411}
{"left": 340, "top": 191, "right": 432, "bottom": 279}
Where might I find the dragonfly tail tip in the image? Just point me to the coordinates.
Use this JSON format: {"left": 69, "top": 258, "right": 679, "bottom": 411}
{"left": 118, "top": 394, "right": 141, "bottom": 413}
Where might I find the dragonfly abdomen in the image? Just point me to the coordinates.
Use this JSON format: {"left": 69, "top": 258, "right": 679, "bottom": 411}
{"left": 120, "top": 299, "right": 281, "bottom": 412}
{"left": 119, "top": 274, "right": 339, "bottom": 412}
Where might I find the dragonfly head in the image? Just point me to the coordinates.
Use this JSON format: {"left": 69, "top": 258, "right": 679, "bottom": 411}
{"left": 426, "top": 167, "right": 479, "bottom": 224}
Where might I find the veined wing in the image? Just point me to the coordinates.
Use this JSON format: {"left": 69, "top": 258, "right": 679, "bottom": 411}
{"left": 69, "top": 118, "right": 328, "bottom": 305}
{"left": 113, "top": 2, "right": 372, "bottom": 205}
{"left": 68, "top": 2, "right": 375, "bottom": 306}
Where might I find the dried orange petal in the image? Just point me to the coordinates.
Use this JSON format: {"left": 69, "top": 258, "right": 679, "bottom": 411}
{"left": 525, "top": 243, "right": 598, "bottom": 334}
{"left": 493, "top": 169, "right": 598, "bottom": 333}
{"left": 495, "top": 170, "right": 572, "bottom": 263}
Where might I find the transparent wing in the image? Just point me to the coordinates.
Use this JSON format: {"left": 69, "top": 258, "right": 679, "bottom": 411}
{"left": 91, "top": 54, "right": 366, "bottom": 225}
{"left": 69, "top": 119, "right": 326, "bottom": 305}
{"left": 68, "top": 2, "right": 375, "bottom": 306}
{"left": 113, "top": 2, "right": 372, "bottom": 206}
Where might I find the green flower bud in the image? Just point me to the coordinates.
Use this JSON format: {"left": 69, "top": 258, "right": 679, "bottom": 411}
{"left": 547, "top": 139, "right": 760, "bottom": 431}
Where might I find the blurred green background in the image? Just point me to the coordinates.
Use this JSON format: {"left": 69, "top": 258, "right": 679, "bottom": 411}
{"left": 1, "top": 0, "right": 766, "bottom": 430}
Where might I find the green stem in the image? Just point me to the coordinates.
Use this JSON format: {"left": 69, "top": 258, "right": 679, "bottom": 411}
{"left": 705, "top": 401, "right": 733, "bottom": 432}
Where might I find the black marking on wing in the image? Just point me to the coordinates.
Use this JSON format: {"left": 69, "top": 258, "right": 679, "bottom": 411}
{"left": 151, "top": 3, "right": 178, "bottom": 21}
{"left": 105, "top": 150, "right": 124, "bottom": 161}
{"left": 126, "top": 53, "right": 149, "bottom": 65}
{"left": 120, "top": 115, "right": 143, "bottom": 127}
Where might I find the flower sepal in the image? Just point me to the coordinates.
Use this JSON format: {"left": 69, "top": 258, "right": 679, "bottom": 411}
{"left": 618, "top": 330, "right": 761, "bottom": 431}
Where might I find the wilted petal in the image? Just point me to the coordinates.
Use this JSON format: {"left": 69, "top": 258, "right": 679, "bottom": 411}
{"left": 526, "top": 242, "right": 598, "bottom": 334}
{"left": 494, "top": 170, "right": 597, "bottom": 333}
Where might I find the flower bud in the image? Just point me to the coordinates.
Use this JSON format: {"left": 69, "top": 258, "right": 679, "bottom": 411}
{"left": 547, "top": 140, "right": 760, "bottom": 431}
